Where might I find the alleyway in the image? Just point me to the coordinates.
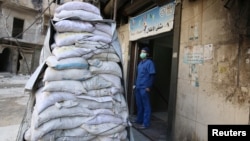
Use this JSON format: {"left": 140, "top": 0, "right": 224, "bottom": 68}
{"left": 0, "top": 73, "right": 30, "bottom": 141}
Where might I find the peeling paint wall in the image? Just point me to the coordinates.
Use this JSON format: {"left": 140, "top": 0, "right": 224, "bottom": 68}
{"left": 175, "top": 0, "right": 250, "bottom": 140}
{"left": 117, "top": 24, "right": 130, "bottom": 83}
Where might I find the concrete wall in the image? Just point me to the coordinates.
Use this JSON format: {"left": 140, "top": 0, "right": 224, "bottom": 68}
{"left": 175, "top": 0, "right": 250, "bottom": 140}
{"left": 117, "top": 24, "right": 130, "bottom": 85}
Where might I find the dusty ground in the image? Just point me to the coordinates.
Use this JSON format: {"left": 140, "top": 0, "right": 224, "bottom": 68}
{"left": 0, "top": 73, "right": 30, "bottom": 141}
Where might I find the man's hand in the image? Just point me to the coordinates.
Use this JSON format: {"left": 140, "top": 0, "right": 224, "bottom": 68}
{"left": 133, "top": 85, "right": 136, "bottom": 89}
{"left": 146, "top": 88, "right": 150, "bottom": 92}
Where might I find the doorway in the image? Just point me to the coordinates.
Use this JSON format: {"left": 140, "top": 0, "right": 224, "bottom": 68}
{"left": 0, "top": 48, "right": 11, "bottom": 72}
{"left": 127, "top": 33, "right": 173, "bottom": 140}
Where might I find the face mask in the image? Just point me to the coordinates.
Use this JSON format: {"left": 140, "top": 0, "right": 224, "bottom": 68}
{"left": 140, "top": 52, "right": 147, "bottom": 59}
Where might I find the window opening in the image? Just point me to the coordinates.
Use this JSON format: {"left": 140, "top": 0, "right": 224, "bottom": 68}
{"left": 12, "top": 17, "right": 24, "bottom": 39}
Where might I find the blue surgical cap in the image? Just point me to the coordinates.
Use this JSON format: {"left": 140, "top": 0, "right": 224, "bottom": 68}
{"left": 142, "top": 47, "right": 150, "bottom": 53}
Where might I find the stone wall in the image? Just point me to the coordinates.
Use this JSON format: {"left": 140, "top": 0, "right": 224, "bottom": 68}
{"left": 175, "top": 0, "right": 250, "bottom": 140}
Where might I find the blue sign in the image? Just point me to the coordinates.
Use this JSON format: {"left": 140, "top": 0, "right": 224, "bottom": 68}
{"left": 129, "top": 2, "right": 175, "bottom": 41}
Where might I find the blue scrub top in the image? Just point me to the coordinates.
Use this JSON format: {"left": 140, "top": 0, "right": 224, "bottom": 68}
{"left": 135, "top": 59, "right": 156, "bottom": 89}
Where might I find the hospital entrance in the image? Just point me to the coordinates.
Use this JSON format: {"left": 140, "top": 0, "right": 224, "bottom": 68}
{"left": 127, "top": 32, "right": 173, "bottom": 140}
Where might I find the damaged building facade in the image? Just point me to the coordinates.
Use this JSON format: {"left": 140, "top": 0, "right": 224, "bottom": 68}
{"left": 0, "top": 0, "right": 58, "bottom": 74}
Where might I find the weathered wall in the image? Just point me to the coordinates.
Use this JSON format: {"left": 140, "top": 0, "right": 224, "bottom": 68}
{"left": 117, "top": 24, "right": 130, "bottom": 84}
{"left": 0, "top": 6, "right": 47, "bottom": 44}
{"left": 175, "top": 0, "right": 250, "bottom": 140}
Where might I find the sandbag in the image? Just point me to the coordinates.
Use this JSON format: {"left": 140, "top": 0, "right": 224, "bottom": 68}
{"left": 99, "top": 74, "right": 123, "bottom": 90}
{"left": 81, "top": 123, "right": 126, "bottom": 136}
{"left": 46, "top": 56, "right": 89, "bottom": 70}
{"left": 34, "top": 104, "right": 92, "bottom": 128}
{"left": 43, "top": 67, "right": 92, "bottom": 82}
{"left": 55, "top": 1, "right": 100, "bottom": 15}
{"left": 90, "top": 52, "right": 120, "bottom": 62}
{"left": 41, "top": 127, "right": 96, "bottom": 141}
{"left": 54, "top": 32, "right": 93, "bottom": 47}
{"left": 95, "top": 23, "right": 112, "bottom": 36}
{"left": 86, "top": 87, "right": 120, "bottom": 97}
{"left": 54, "top": 10, "right": 103, "bottom": 21}
{"left": 81, "top": 75, "right": 112, "bottom": 91}
{"left": 31, "top": 116, "right": 93, "bottom": 141}
{"left": 43, "top": 80, "right": 87, "bottom": 95}
{"left": 89, "top": 61, "right": 122, "bottom": 77}
{"left": 75, "top": 40, "right": 110, "bottom": 49}
{"left": 52, "top": 45, "right": 92, "bottom": 60}
{"left": 76, "top": 99, "right": 113, "bottom": 110}
{"left": 54, "top": 20, "right": 95, "bottom": 33}
{"left": 35, "top": 90, "right": 77, "bottom": 114}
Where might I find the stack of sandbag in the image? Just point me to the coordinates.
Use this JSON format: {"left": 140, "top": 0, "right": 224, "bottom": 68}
{"left": 24, "top": 1, "right": 130, "bottom": 141}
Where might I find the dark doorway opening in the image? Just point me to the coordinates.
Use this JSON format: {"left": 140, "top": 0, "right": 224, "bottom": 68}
{"left": 0, "top": 48, "right": 11, "bottom": 72}
{"left": 12, "top": 17, "right": 24, "bottom": 39}
{"left": 128, "top": 33, "right": 173, "bottom": 140}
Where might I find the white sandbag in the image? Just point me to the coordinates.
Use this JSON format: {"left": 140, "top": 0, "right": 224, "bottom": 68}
{"left": 81, "top": 123, "right": 126, "bottom": 136}
{"left": 54, "top": 20, "right": 95, "bottom": 33}
{"left": 113, "top": 94, "right": 129, "bottom": 121}
{"left": 34, "top": 89, "right": 77, "bottom": 114}
{"left": 95, "top": 23, "right": 112, "bottom": 36}
{"left": 52, "top": 46, "right": 92, "bottom": 60}
{"left": 77, "top": 95, "right": 113, "bottom": 103}
{"left": 86, "top": 114, "right": 123, "bottom": 125}
{"left": 41, "top": 128, "right": 96, "bottom": 141}
{"left": 93, "top": 29, "right": 112, "bottom": 38}
{"left": 95, "top": 136, "right": 120, "bottom": 141}
{"left": 81, "top": 75, "right": 112, "bottom": 91}
{"left": 88, "top": 59, "right": 103, "bottom": 67}
{"left": 54, "top": 10, "right": 103, "bottom": 21}
{"left": 89, "top": 61, "right": 122, "bottom": 77}
{"left": 75, "top": 43, "right": 98, "bottom": 50}
{"left": 46, "top": 56, "right": 88, "bottom": 70}
{"left": 54, "top": 32, "right": 93, "bottom": 47}
{"left": 94, "top": 130, "right": 128, "bottom": 141}
{"left": 54, "top": 100, "right": 79, "bottom": 109}
{"left": 51, "top": 43, "right": 57, "bottom": 50}
{"left": 82, "top": 52, "right": 95, "bottom": 59}
{"left": 81, "top": 35, "right": 112, "bottom": 43}
{"left": 99, "top": 74, "right": 123, "bottom": 90}
{"left": 90, "top": 53, "right": 120, "bottom": 62}
{"left": 107, "top": 130, "right": 128, "bottom": 140}
{"left": 24, "top": 128, "right": 31, "bottom": 141}
{"left": 55, "top": 1, "right": 100, "bottom": 15}
{"left": 77, "top": 99, "right": 113, "bottom": 110}
{"left": 31, "top": 116, "right": 93, "bottom": 141}
{"left": 91, "top": 109, "right": 114, "bottom": 116}
{"left": 86, "top": 87, "right": 120, "bottom": 97}
{"left": 93, "top": 47, "right": 116, "bottom": 54}
{"left": 43, "top": 67, "right": 92, "bottom": 82}
{"left": 75, "top": 40, "right": 110, "bottom": 49}
{"left": 43, "top": 80, "right": 87, "bottom": 95}
{"left": 56, "top": 136, "right": 96, "bottom": 141}
{"left": 34, "top": 104, "right": 92, "bottom": 128}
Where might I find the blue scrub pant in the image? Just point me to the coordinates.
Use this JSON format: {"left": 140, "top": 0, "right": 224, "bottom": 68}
{"left": 135, "top": 88, "right": 151, "bottom": 127}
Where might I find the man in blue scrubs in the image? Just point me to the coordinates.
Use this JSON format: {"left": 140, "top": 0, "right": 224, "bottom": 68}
{"left": 134, "top": 47, "right": 156, "bottom": 129}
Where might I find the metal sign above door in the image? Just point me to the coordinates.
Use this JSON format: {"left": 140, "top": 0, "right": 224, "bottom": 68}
{"left": 129, "top": 1, "right": 175, "bottom": 41}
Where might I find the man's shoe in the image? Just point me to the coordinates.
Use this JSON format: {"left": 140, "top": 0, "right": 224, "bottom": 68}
{"left": 138, "top": 125, "right": 148, "bottom": 129}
